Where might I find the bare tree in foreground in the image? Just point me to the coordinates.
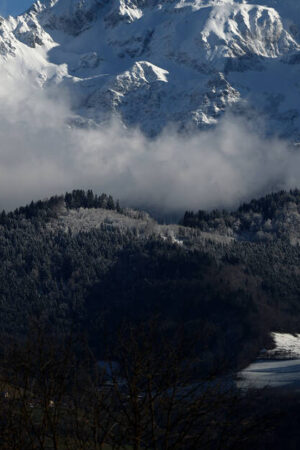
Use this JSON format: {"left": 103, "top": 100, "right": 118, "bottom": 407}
{"left": 0, "top": 322, "right": 268, "bottom": 449}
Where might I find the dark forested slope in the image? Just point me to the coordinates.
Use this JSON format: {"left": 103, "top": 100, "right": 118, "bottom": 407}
{"left": 1, "top": 189, "right": 300, "bottom": 371}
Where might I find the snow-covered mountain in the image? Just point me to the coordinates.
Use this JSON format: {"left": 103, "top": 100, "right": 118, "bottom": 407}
{"left": 0, "top": 0, "right": 299, "bottom": 138}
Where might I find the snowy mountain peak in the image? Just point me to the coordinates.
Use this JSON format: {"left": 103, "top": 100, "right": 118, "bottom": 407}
{"left": 0, "top": 0, "right": 299, "bottom": 138}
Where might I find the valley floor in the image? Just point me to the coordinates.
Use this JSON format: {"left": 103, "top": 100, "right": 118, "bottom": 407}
{"left": 239, "top": 333, "right": 300, "bottom": 390}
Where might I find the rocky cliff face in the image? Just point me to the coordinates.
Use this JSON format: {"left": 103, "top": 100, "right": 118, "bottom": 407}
{"left": 0, "top": 0, "right": 299, "bottom": 138}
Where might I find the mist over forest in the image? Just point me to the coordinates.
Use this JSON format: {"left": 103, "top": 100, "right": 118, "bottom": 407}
{"left": 0, "top": 72, "right": 299, "bottom": 215}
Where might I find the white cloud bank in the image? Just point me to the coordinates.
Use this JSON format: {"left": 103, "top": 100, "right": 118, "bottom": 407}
{"left": 0, "top": 71, "right": 299, "bottom": 215}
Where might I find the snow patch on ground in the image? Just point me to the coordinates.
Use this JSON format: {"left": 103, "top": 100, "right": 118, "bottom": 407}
{"left": 238, "top": 359, "right": 300, "bottom": 390}
{"left": 266, "top": 332, "right": 300, "bottom": 359}
{"left": 238, "top": 333, "right": 300, "bottom": 390}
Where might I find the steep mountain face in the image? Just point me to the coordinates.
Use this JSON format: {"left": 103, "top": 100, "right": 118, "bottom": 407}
{"left": 0, "top": 0, "right": 299, "bottom": 138}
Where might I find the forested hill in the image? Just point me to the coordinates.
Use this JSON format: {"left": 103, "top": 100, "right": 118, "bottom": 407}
{"left": 1, "top": 189, "right": 300, "bottom": 373}
{"left": 181, "top": 189, "right": 300, "bottom": 244}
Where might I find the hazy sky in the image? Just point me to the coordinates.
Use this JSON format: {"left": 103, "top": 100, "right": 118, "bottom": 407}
{"left": 0, "top": 0, "right": 33, "bottom": 17}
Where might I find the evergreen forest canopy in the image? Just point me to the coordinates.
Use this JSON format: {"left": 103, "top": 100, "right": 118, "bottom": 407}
{"left": 1, "top": 189, "right": 300, "bottom": 373}
{"left": 1, "top": 189, "right": 300, "bottom": 448}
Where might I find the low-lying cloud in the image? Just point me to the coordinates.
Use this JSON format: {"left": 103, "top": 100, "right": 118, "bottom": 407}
{"left": 0, "top": 72, "right": 299, "bottom": 215}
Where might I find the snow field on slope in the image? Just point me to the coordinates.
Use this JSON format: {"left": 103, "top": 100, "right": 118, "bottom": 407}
{"left": 0, "top": 0, "right": 299, "bottom": 136}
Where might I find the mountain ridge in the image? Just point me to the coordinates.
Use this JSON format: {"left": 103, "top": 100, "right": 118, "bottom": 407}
{"left": 0, "top": 0, "right": 299, "bottom": 138}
